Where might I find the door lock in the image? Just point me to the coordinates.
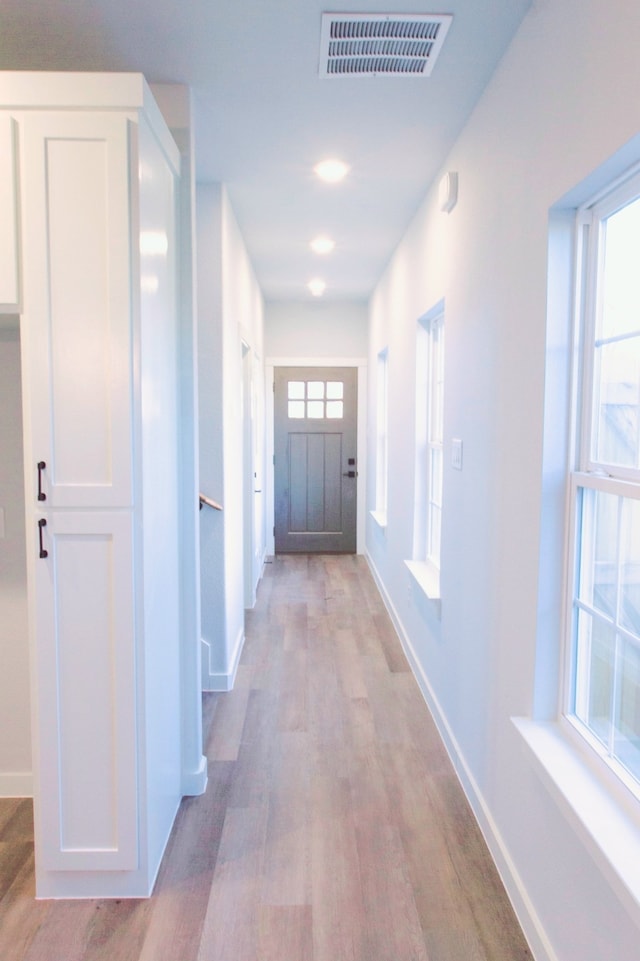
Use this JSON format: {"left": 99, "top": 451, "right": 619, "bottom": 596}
{"left": 342, "top": 470, "right": 357, "bottom": 478}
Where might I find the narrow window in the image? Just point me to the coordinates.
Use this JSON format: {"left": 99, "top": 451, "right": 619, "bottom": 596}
{"left": 407, "top": 304, "right": 444, "bottom": 602}
{"left": 375, "top": 349, "right": 389, "bottom": 522}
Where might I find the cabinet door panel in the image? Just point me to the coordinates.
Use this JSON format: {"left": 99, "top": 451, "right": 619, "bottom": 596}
{"left": 20, "top": 113, "right": 133, "bottom": 508}
{"left": 33, "top": 510, "right": 138, "bottom": 871}
{"left": 0, "top": 114, "right": 20, "bottom": 311}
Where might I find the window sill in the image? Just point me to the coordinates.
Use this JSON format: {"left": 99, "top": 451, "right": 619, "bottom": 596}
{"left": 370, "top": 509, "right": 387, "bottom": 530}
{"left": 512, "top": 716, "right": 640, "bottom": 923}
{"left": 405, "top": 560, "right": 441, "bottom": 616}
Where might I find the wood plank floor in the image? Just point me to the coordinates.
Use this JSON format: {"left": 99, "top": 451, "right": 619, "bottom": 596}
{"left": 0, "top": 554, "right": 532, "bottom": 961}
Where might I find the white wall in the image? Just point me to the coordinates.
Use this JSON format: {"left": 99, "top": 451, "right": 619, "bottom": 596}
{"left": 366, "top": 1, "right": 640, "bottom": 960}
{"left": 265, "top": 301, "right": 367, "bottom": 358}
{"left": 0, "top": 323, "right": 32, "bottom": 796}
{"left": 264, "top": 300, "right": 368, "bottom": 554}
{"left": 197, "top": 184, "right": 265, "bottom": 690}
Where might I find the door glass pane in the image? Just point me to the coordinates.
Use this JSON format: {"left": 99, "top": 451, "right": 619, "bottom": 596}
{"left": 307, "top": 400, "right": 324, "bottom": 419}
{"left": 307, "top": 381, "right": 325, "bottom": 400}
{"left": 326, "top": 381, "right": 344, "bottom": 399}
{"left": 288, "top": 381, "right": 305, "bottom": 400}
{"left": 288, "top": 400, "right": 305, "bottom": 419}
{"left": 326, "top": 401, "right": 343, "bottom": 419}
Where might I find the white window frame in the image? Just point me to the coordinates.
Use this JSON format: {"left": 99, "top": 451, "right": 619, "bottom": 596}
{"left": 406, "top": 303, "right": 444, "bottom": 604}
{"left": 564, "top": 169, "right": 640, "bottom": 798}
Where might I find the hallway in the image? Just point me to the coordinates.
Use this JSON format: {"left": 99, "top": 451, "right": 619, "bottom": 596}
{"left": 0, "top": 555, "right": 531, "bottom": 960}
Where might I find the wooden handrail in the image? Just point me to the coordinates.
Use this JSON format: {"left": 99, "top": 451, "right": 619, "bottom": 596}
{"left": 199, "top": 493, "right": 223, "bottom": 512}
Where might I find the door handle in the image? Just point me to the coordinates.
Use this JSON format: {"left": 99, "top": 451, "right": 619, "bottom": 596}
{"left": 37, "top": 461, "right": 46, "bottom": 501}
{"left": 38, "top": 518, "right": 48, "bottom": 559}
{"left": 342, "top": 470, "right": 357, "bottom": 478}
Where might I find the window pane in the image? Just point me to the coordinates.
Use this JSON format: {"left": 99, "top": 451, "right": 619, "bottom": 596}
{"left": 578, "top": 488, "right": 618, "bottom": 620}
{"left": 288, "top": 381, "right": 305, "bottom": 400}
{"left": 593, "top": 335, "right": 640, "bottom": 469}
{"left": 288, "top": 400, "right": 305, "bottom": 419}
{"left": 307, "top": 400, "right": 324, "bottom": 419}
{"left": 326, "top": 401, "right": 343, "bottom": 419}
{"left": 616, "top": 637, "right": 640, "bottom": 779}
{"left": 601, "top": 197, "right": 640, "bottom": 341}
{"left": 575, "top": 608, "right": 615, "bottom": 748}
{"left": 621, "top": 497, "right": 640, "bottom": 637}
{"left": 307, "top": 381, "right": 325, "bottom": 400}
{"left": 326, "top": 381, "right": 343, "bottom": 399}
{"left": 428, "top": 503, "right": 441, "bottom": 562}
{"left": 429, "top": 447, "right": 443, "bottom": 511}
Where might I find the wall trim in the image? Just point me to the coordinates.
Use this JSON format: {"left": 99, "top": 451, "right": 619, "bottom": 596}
{"left": 365, "top": 550, "right": 559, "bottom": 961}
{"left": 201, "top": 626, "right": 245, "bottom": 692}
{"left": 0, "top": 772, "right": 33, "bottom": 798}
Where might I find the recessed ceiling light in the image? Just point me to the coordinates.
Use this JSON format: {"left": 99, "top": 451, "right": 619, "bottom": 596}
{"left": 310, "top": 235, "right": 336, "bottom": 255}
{"left": 314, "top": 159, "right": 349, "bottom": 183}
{"left": 308, "top": 278, "right": 327, "bottom": 297}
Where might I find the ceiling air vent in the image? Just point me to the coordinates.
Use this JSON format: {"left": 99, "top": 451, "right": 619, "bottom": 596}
{"left": 319, "top": 12, "right": 452, "bottom": 78}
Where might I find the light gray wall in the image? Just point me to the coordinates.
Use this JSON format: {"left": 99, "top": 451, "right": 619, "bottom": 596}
{"left": 0, "top": 324, "right": 32, "bottom": 795}
{"left": 366, "top": 1, "right": 640, "bottom": 959}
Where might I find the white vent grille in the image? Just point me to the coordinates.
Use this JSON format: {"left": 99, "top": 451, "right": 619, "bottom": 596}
{"left": 319, "top": 13, "right": 452, "bottom": 78}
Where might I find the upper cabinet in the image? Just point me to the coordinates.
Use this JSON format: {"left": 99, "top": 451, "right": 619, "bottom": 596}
{"left": 0, "top": 114, "right": 20, "bottom": 312}
{"left": 19, "top": 112, "right": 135, "bottom": 508}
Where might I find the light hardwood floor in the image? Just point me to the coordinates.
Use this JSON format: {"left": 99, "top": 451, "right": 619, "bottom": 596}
{"left": 0, "top": 554, "right": 532, "bottom": 960}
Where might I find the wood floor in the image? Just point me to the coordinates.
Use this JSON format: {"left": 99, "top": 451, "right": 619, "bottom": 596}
{"left": 0, "top": 554, "right": 532, "bottom": 961}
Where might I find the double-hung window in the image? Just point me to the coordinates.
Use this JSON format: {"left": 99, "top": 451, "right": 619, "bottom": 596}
{"left": 568, "top": 172, "right": 640, "bottom": 787}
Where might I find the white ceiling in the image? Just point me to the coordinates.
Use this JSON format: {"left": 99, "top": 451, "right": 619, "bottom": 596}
{"left": 0, "top": 0, "right": 531, "bottom": 302}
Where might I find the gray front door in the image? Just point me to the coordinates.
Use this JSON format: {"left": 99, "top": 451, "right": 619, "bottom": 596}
{"left": 274, "top": 366, "right": 357, "bottom": 553}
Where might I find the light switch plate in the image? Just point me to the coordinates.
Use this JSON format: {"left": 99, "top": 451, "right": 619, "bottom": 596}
{"left": 451, "top": 438, "right": 463, "bottom": 470}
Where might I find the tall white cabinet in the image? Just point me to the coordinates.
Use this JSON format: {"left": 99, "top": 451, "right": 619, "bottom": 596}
{"left": 0, "top": 73, "right": 205, "bottom": 898}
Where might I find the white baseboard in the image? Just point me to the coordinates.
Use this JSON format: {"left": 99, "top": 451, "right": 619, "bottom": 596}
{"left": 201, "top": 626, "right": 245, "bottom": 692}
{"left": 365, "top": 551, "right": 558, "bottom": 961}
{"left": 0, "top": 772, "right": 33, "bottom": 797}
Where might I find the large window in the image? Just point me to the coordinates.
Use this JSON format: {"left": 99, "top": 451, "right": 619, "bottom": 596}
{"left": 568, "top": 172, "right": 640, "bottom": 788}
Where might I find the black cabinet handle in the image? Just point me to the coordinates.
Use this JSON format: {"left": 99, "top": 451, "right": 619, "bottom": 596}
{"left": 37, "top": 461, "right": 46, "bottom": 501}
{"left": 38, "top": 518, "right": 48, "bottom": 559}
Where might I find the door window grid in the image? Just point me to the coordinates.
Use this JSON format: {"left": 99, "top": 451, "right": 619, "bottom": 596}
{"left": 569, "top": 173, "right": 640, "bottom": 786}
{"left": 287, "top": 380, "right": 344, "bottom": 420}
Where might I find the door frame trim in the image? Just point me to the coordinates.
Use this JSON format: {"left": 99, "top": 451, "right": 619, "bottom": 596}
{"left": 265, "top": 357, "right": 367, "bottom": 555}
